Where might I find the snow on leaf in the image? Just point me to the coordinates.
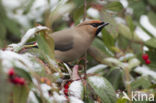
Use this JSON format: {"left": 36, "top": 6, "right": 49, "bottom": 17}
{"left": 88, "top": 76, "right": 117, "bottom": 103}
{"left": 27, "top": 91, "right": 39, "bottom": 103}
{"left": 87, "top": 64, "right": 107, "bottom": 74}
{"left": 52, "top": 92, "right": 67, "bottom": 103}
{"left": 40, "top": 84, "right": 51, "bottom": 100}
{"left": 0, "top": 50, "right": 41, "bottom": 72}
{"left": 88, "top": 76, "right": 106, "bottom": 88}
{"left": 69, "top": 96, "right": 84, "bottom": 103}
{"left": 19, "top": 26, "right": 49, "bottom": 46}
{"left": 68, "top": 81, "right": 83, "bottom": 99}
{"left": 119, "top": 53, "right": 135, "bottom": 61}
{"left": 134, "top": 65, "right": 156, "bottom": 79}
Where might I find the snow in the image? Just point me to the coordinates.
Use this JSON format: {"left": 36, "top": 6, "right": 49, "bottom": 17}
{"left": 87, "top": 8, "right": 100, "bottom": 18}
{"left": 87, "top": 64, "right": 107, "bottom": 74}
{"left": 128, "top": 58, "right": 140, "bottom": 69}
{"left": 135, "top": 27, "right": 151, "bottom": 41}
{"left": 104, "top": 57, "right": 121, "bottom": 65}
{"left": 6, "top": 26, "right": 49, "bottom": 52}
{"left": 69, "top": 96, "right": 84, "bottom": 103}
{"left": 52, "top": 92, "right": 67, "bottom": 103}
{"left": 115, "top": 17, "right": 126, "bottom": 24}
{"left": 88, "top": 76, "right": 106, "bottom": 88}
{"left": 2, "top": 0, "right": 59, "bottom": 28}
{"left": 134, "top": 65, "right": 156, "bottom": 79}
{"left": 140, "top": 15, "right": 156, "bottom": 37}
{"left": 47, "top": 56, "right": 59, "bottom": 69}
{"left": 63, "top": 63, "right": 72, "bottom": 76}
{"left": 119, "top": 53, "right": 134, "bottom": 61}
{"left": 0, "top": 50, "right": 41, "bottom": 71}
{"left": 68, "top": 81, "right": 83, "bottom": 98}
{"left": 27, "top": 91, "right": 39, "bottom": 103}
{"left": 120, "top": 0, "right": 128, "bottom": 8}
{"left": 40, "top": 84, "right": 51, "bottom": 100}
{"left": 19, "top": 26, "right": 49, "bottom": 46}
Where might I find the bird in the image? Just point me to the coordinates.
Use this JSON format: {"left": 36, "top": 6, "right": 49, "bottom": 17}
{"left": 50, "top": 20, "right": 109, "bottom": 62}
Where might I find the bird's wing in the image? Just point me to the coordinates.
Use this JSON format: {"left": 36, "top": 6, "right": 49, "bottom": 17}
{"left": 51, "top": 30, "right": 74, "bottom": 51}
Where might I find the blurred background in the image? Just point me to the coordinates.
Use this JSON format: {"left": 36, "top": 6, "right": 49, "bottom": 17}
{"left": 0, "top": 0, "right": 156, "bottom": 102}
{"left": 0, "top": 0, "right": 156, "bottom": 47}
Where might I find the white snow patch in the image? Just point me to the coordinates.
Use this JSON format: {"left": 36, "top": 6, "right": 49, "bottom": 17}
{"left": 19, "top": 26, "right": 49, "bottom": 46}
{"left": 52, "top": 92, "right": 67, "bottom": 103}
{"left": 115, "top": 17, "right": 126, "bottom": 24}
{"left": 87, "top": 8, "right": 100, "bottom": 18}
{"left": 140, "top": 15, "right": 156, "bottom": 37}
{"left": 0, "top": 50, "right": 41, "bottom": 71}
{"left": 135, "top": 27, "right": 151, "bottom": 41}
{"left": 68, "top": 81, "right": 83, "bottom": 98}
{"left": 47, "top": 56, "right": 59, "bottom": 68}
{"left": 27, "top": 91, "right": 39, "bottom": 103}
{"left": 69, "top": 96, "right": 84, "bottom": 103}
{"left": 89, "top": 76, "right": 106, "bottom": 88}
{"left": 87, "top": 64, "right": 107, "bottom": 74}
{"left": 128, "top": 58, "right": 140, "bottom": 69}
{"left": 40, "top": 84, "right": 51, "bottom": 99}
{"left": 120, "top": 0, "right": 128, "bottom": 8}
{"left": 119, "top": 53, "right": 134, "bottom": 61}
{"left": 134, "top": 65, "right": 156, "bottom": 79}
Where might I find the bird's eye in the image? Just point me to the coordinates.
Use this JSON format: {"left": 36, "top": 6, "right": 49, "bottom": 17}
{"left": 90, "top": 23, "right": 99, "bottom": 27}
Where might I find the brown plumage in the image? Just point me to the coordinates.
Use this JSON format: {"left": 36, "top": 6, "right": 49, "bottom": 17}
{"left": 50, "top": 20, "right": 109, "bottom": 62}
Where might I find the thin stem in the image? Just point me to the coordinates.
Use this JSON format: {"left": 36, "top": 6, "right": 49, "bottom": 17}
{"left": 124, "top": 67, "right": 132, "bottom": 103}
{"left": 83, "top": 0, "right": 87, "bottom": 21}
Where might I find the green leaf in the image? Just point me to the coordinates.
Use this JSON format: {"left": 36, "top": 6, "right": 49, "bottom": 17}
{"left": 0, "top": 22, "right": 6, "bottom": 39}
{"left": 92, "top": 38, "right": 114, "bottom": 56}
{"left": 126, "top": 16, "right": 135, "bottom": 32}
{"left": 116, "top": 98, "right": 128, "bottom": 103}
{"left": 88, "top": 76, "right": 117, "bottom": 103}
{"left": 145, "top": 38, "right": 156, "bottom": 48}
{"left": 128, "top": 1, "right": 146, "bottom": 20}
{"left": 3, "top": 18, "right": 21, "bottom": 37}
{"left": 131, "top": 76, "right": 151, "bottom": 90}
{"left": 36, "top": 32, "right": 55, "bottom": 59}
{"left": 72, "top": 6, "right": 84, "bottom": 24}
{"left": 148, "top": 12, "right": 156, "bottom": 27}
{"left": 148, "top": 0, "right": 156, "bottom": 7}
{"left": 102, "top": 29, "right": 115, "bottom": 48}
{"left": 106, "top": 1, "right": 123, "bottom": 12}
{"left": 106, "top": 68, "right": 123, "bottom": 90}
{"left": 23, "top": 0, "right": 35, "bottom": 14}
{"left": 13, "top": 85, "right": 30, "bottom": 103}
{"left": 15, "top": 67, "right": 32, "bottom": 82}
{"left": 100, "top": 11, "right": 119, "bottom": 38}
{"left": 118, "top": 23, "right": 142, "bottom": 42}
{"left": 0, "top": 74, "right": 12, "bottom": 103}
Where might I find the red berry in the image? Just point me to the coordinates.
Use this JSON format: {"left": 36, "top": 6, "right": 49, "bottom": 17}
{"left": 11, "top": 77, "right": 20, "bottom": 84}
{"left": 145, "top": 59, "right": 151, "bottom": 64}
{"left": 18, "top": 78, "right": 25, "bottom": 85}
{"left": 64, "top": 84, "right": 69, "bottom": 89}
{"left": 64, "top": 89, "right": 68, "bottom": 96}
{"left": 8, "top": 68, "right": 15, "bottom": 77}
{"left": 142, "top": 54, "right": 149, "bottom": 60}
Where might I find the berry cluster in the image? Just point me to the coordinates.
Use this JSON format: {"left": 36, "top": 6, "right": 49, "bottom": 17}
{"left": 142, "top": 54, "right": 151, "bottom": 64}
{"left": 8, "top": 68, "right": 25, "bottom": 85}
{"left": 63, "top": 80, "right": 72, "bottom": 97}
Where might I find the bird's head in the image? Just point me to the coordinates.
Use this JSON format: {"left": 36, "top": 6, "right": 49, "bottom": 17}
{"left": 76, "top": 20, "right": 109, "bottom": 36}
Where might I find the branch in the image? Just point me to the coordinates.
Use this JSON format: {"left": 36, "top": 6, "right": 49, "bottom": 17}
{"left": 83, "top": 0, "right": 87, "bottom": 21}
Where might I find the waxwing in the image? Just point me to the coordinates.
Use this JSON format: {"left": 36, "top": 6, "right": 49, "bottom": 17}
{"left": 50, "top": 20, "right": 109, "bottom": 62}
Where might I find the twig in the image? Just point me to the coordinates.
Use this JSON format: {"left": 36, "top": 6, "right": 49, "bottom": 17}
{"left": 83, "top": 0, "right": 87, "bottom": 21}
{"left": 82, "top": 0, "right": 87, "bottom": 101}
{"left": 123, "top": 67, "right": 132, "bottom": 103}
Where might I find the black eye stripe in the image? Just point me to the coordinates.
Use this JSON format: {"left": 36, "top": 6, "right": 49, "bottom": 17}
{"left": 90, "top": 22, "right": 104, "bottom": 27}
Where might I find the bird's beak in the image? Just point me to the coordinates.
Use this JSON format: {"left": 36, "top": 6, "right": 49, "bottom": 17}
{"left": 96, "top": 22, "right": 109, "bottom": 35}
